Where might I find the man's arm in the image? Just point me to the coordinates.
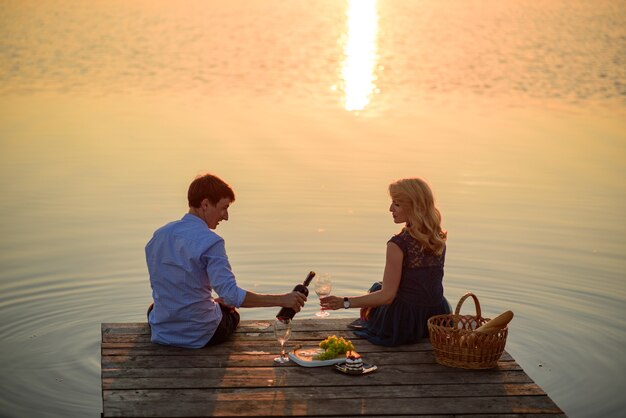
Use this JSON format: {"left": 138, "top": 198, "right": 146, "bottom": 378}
{"left": 205, "top": 240, "right": 306, "bottom": 311}
{"left": 241, "top": 290, "right": 306, "bottom": 310}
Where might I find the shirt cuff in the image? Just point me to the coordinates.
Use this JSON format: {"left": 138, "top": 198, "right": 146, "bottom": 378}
{"left": 231, "top": 287, "right": 247, "bottom": 308}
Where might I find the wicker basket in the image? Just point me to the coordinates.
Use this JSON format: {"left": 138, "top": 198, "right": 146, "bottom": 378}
{"left": 427, "top": 292, "right": 508, "bottom": 369}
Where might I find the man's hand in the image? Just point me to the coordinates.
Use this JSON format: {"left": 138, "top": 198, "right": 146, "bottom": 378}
{"left": 284, "top": 290, "right": 307, "bottom": 312}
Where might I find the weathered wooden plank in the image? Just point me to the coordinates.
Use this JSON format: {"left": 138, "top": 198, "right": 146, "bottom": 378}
{"left": 343, "top": 416, "right": 567, "bottom": 418}
{"left": 101, "top": 340, "right": 449, "bottom": 354}
{"left": 453, "top": 416, "right": 567, "bottom": 418}
{"left": 102, "top": 362, "right": 522, "bottom": 378}
{"left": 100, "top": 345, "right": 438, "bottom": 358}
{"left": 330, "top": 416, "right": 566, "bottom": 418}
{"left": 104, "top": 383, "right": 547, "bottom": 402}
{"left": 101, "top": 353, "right": 520, "bottom": 370}
{"left": 103, "top": 395, "right": 562, "bottom": 417}
{"left": 102, "top": 330, "right": 369, "bottom": 343}
{"left": 284, "top": 415, "right": 566, "bottom": 418}
{"left": 102, "top": 318, "right": 357, "bottom": 335}
{"left": 100, "top": 347, "right": 514, "bottom": 364}
{"left": 101, "top": 340, "right": 432, "bottom": 351}
{"left": 102, "top": 339, "right": 504, "bottom": 357}
{"left": 100, "top": 341, "right": 514, "bottom": 362}
{"left": 102, "top": 369, "right": 535, "bottom": 390}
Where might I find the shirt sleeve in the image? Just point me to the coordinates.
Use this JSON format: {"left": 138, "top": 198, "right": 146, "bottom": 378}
{"left": 204, "top": 239, "right": 247, "bottom": 308}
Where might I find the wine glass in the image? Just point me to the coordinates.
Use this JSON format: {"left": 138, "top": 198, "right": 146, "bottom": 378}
{"left": 314, "top": 273, "right": 332, "bottom": 318}
{"left": 273, "top": 318, "right": 292, "bottom": 364}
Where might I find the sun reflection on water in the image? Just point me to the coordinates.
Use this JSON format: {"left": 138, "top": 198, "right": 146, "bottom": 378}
{"left": 340, "top": 0, "right": 379, "bottom": 112}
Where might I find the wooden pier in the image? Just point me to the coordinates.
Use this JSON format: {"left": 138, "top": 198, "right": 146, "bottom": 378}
{"left": 102, "top": 318, "right": 565, "bottom": 417}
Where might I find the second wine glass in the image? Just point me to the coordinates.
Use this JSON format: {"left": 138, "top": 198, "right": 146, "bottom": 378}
{"left": 314, "top": 273, "right": 332, "bottom": 318}
{"left": 273, "top": 318, "right": 292, "bottom": 364}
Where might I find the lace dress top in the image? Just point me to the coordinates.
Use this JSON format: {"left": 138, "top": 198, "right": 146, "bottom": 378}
{"left": 356, "top": 229, "right": 450, "bottom": 346}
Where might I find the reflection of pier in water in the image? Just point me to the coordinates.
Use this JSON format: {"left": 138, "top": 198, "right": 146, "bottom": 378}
{"left": 101, "top": 318, "right": 565, "bottom": 417}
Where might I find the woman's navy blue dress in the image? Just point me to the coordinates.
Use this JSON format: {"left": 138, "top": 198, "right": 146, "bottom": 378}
{"left": 356, "top": 230, "right": 451, "bottom": 346}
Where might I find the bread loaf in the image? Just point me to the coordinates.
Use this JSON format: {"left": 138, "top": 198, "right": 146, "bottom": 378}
{"left": 475, "top": 310, "right": 513, "bottom": 332}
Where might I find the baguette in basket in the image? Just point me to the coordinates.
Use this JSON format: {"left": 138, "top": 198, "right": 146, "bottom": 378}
{"left": 475, "top": 310, "right": 514, "bottom": 333}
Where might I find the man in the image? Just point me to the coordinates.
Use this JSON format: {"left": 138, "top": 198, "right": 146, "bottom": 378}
{"left": 146, "top": 173, "right": 306, "bottom": 348}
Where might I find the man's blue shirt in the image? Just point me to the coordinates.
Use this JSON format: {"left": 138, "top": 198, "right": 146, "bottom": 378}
{"left": 145, "top": 213, "right": 247, "bottom": 348}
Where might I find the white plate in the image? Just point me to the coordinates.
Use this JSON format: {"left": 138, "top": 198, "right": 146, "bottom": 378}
{"left": 287, "top": 347, "right": 346, "bottom": 367}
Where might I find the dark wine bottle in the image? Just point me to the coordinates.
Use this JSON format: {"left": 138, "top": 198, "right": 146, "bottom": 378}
{"left": 276, "top": 271, "right": 316, "bottom": 322}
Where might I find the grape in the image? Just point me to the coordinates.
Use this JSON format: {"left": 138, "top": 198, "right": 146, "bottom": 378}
{"left": 315, "top": 335, "right": 355, "bottom": 360}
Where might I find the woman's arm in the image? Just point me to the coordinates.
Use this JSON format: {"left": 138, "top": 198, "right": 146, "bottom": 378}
{"left": 320, "top": 242, "right": 403, "bottom": 310}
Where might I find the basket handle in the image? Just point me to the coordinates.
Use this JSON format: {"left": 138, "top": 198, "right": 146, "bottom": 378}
{"left": 454, "top": 292, "right": 482, "bottom": 318}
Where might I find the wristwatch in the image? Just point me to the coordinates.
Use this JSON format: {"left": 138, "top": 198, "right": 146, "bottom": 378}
{"left": 343, "top": 297, "right": 350, "bottom": 309}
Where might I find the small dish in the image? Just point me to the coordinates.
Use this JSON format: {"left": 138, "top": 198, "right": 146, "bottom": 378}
{"left": 334, "top": 363, "right": 377, "bottom": 375}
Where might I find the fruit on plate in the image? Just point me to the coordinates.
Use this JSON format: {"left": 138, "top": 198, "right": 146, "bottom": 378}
{"left": 315, "top": 335, "right": 355, "bottom": 360}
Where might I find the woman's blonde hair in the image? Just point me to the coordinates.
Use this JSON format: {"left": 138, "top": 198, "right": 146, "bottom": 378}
{"left": 389, "top": 178, "right": 447, "bottom": 255}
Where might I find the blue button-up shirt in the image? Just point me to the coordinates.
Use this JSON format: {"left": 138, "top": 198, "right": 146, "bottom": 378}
{"left": 146, "top": 213, "right": 247, "bottom": 348}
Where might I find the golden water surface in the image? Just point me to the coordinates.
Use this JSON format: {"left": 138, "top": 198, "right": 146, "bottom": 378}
{"left": 0, "top": 1, "right": 625, "bottom": 417}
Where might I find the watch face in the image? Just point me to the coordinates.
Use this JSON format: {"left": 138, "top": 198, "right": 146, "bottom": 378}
{"left": 343, "top": 298, "right": 349, "bottom": 308}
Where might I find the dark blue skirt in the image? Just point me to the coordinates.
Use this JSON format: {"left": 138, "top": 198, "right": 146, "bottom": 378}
{"left": 354, "top": 282, "right": 451, "bottom": 346}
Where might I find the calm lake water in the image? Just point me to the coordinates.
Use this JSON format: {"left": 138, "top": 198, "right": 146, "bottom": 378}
{"left": 1, "top": 1, "right": 625, "bottom": 417}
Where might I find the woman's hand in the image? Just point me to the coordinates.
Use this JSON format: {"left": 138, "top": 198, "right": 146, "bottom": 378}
{"left": 319, "top": 295, "right": 343, "bottom": 311}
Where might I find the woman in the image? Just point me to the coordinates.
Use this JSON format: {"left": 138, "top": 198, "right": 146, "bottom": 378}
{"left": 320, "top": 178, "right": 451, "bottom": 346}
